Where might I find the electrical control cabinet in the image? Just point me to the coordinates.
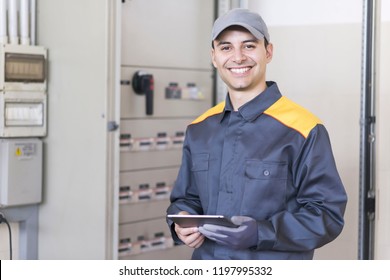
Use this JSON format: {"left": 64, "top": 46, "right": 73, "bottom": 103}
{"left": 0, "top": 138, "right": 42, "bottom": 207}
{"left": 119, "top": 0, "right": 215, "bottom": 259}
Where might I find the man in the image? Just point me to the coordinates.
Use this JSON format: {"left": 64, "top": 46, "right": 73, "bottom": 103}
{"left": 166, "top": 8, "right": 347, "bottom": 260}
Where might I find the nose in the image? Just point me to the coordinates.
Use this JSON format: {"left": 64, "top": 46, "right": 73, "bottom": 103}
{"left": 232, "top": 48, "right": 246, "bottom": 64}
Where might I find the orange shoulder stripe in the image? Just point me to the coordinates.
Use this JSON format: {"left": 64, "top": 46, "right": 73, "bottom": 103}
{"left": 264, "top": 96, "right": 322, "bottom": 138}
{"left": 191, "top": 101, "right": 226, "bottom": 125}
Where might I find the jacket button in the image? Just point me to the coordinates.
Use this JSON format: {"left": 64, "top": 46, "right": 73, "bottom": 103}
{"left": 263, "top": 170, "right": 270, "bottom": 176}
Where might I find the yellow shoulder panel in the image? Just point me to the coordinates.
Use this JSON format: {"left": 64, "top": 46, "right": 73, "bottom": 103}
{"left": 191, "top": 101, "right": 226, "bottom": 124}
{"left": 264, "top": 96, "right": 322, "bottom": 138}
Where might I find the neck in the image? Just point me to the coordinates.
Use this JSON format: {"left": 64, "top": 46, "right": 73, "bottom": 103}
{"left": 229, "top": 82, "right": 267, "bottom": 111}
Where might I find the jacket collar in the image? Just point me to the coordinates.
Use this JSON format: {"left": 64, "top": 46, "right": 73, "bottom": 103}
{"left": 220, "top": 81, "right": 282, "bottom": 122}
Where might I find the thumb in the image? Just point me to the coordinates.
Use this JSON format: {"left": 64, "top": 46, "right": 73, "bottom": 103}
{"left": 230, "top": 216, "right": 254, "bottom": 226}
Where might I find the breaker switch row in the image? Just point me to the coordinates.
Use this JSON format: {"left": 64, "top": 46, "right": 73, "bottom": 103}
{"left": 118, "top": 232, "right": 174, "bottom": 257}
{"left": 120, "top": 131, "right": 185, "bottom": 152}
{"left": 119, "top": 182, "right": 172, "bottom": 204}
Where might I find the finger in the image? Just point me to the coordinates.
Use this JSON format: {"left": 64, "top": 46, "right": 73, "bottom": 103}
{"left": 202, "top": 224, "right": 231, "bottom": 232}
{"left": 199, "top": 226, "right": 228, "bottom": 240}
{"left": 180, "top": 231, "right": 203, "bottom": 248}
{"left": 175, "top": 224, "right": 199, "bottom": 236}
{"left": 231, "top": 216, "right": 253, "bottom": 225}
{"left": 188, "top": 233, "right": 205, "bottom": 248}
{"left": 202, "top": 224, "right": 245, "bottom": 235}
{"left": 201, "top": 224, "right": 238, "bottom": 234}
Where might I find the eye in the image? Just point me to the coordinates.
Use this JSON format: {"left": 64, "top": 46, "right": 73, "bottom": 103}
{"left": 244, "top": 43, "right": 256, "bottom": 50}
{"left": 220, "top": 45, "right": 232, "bottom": 51}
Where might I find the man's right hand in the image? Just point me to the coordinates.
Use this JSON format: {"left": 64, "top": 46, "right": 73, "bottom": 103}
{"left": 174, "top": 211, "right": 205, "bottom": 248}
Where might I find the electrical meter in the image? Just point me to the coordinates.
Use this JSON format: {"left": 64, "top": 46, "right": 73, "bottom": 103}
{"left": 0, "top": 44, "right": 48, "bottom": 137}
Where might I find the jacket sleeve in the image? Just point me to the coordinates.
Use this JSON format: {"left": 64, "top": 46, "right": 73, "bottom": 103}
{"left": 166, "top": 131, "right": 203, "bottom": 242}
{"left": 254, "top": 125, "right": 348, "bottom": 252}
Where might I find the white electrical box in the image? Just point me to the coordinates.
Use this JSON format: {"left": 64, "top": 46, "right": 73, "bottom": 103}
{"left": 0, "top": 44, "right": 48, "bottom": 137}
{"left": 0, "top": 138, "right": 42, "bottom": 207}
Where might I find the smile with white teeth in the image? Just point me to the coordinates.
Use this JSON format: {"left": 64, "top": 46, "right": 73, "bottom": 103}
{"left": 230, "top": 67, "right": 251, "bottom": 74}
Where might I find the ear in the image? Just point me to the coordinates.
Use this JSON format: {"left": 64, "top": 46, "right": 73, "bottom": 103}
{"left": 265, "top": 43, "right": 273, "bottom": 63}
{"left": 211, "top": 48, "right": 218, "bottom": 68}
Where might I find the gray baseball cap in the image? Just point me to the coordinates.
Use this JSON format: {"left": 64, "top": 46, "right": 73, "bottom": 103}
{"left": 211, "top": 8, "right": 270, "bottom": 42}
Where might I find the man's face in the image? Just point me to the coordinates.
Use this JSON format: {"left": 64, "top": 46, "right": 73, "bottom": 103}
{"left": 211, "top": 26, "right": 273, "bottom": 95}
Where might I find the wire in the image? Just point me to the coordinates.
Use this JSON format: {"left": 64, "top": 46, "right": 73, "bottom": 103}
{"left": 0, "top": 212, "right": 13, "bottom": 260}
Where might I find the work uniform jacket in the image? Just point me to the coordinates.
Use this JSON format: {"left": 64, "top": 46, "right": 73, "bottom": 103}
{"left": 167, "top": 81, "right": 348, "bottom": 259}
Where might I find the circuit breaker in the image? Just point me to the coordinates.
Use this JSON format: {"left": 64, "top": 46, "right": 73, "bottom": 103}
{"left": 0, "top": 44, "right": 48, "bottom": 137}
{"left": 0, "top": 138, "right": 42, "bottom": 207}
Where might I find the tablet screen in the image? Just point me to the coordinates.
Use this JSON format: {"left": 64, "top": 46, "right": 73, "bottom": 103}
{"left": 167, "top": 214, "right": 238, "bottom": 228}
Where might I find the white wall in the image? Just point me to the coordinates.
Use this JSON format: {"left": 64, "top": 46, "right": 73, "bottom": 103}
{"left": 253, "top": 0, "right": 362, "bottom": 26}
{"left": 375, "top": 0, "right": 390, "bottom": 259}
{"left": 248, "top": 0, "right": 363, "bottom": 259}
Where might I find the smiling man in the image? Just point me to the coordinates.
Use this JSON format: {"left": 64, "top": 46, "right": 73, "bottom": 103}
{"left": 166, "top": 8, "right": 347, "bottom": 260}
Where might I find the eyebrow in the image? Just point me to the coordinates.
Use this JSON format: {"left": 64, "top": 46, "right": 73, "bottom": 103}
{"left": 216, "top": 39, "right": 259, "bottom": 46}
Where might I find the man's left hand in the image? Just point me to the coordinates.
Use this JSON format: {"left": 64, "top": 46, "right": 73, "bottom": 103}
{"left": 199, "top": 216, "right": 258, "bottom": 249}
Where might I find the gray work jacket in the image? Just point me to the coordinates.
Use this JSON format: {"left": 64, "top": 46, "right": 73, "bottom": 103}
{"left": 167, "top": 81, "right": 347, "bottom": 260}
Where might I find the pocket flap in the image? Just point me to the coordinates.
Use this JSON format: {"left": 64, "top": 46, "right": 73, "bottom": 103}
{"left": 245, "top": 160, "right": 287, "bottom": 180}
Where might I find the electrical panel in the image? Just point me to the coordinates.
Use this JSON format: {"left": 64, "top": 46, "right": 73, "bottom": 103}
{"left": 0, "top": 138, "right": 42, "bottom": 207}
{"left": 119, "top": 0, "right": 215, "bottom": 259}
{"left": 0, "top": 44, "right": 48, "bottom": 137}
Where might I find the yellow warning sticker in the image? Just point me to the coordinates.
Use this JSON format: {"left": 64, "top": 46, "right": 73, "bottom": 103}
{"left": 15, "top": 143, "right": 36, "bottom": 158}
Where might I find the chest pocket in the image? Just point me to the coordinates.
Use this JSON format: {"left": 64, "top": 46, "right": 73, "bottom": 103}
{"left": 241, "top": 160, "right": 288, "bottom": 219}
{"left": 191, "top": 153, "right": 209, "bottom": 171}
{"left": 191, "top": 153, "right": 209, "bottom": 193}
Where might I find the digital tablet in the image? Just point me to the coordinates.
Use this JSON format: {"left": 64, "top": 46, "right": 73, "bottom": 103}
{"left": 167, "top": 214, "right": 239, "bottom": 228}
